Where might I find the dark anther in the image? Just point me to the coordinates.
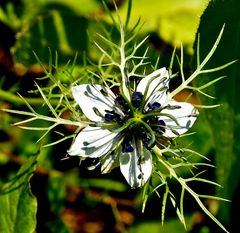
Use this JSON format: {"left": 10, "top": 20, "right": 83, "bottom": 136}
{"left": 104, "top": 110, "right": 121, "bottom": 122}
{"left": 124, "top": 144, "right": 134, "bottom": 153}
{"left": 115, "top": 96, "right": 125, "bottom": 105}
{"left": 115, "top": 95, "right": 129, "bottom": 112}
{"left": 151, "top": 102, "right": 161, "bottom": 110}
{"left": 105, "top": 113, "right": 115, "bottom": 122}
{"left": 147, "top": 102, "right": 161, "bottom": 112}
{"left": 157, "top": 120, "right": 166, "bottom": 133}
{"left": 131, "top": 92, "right": 143, "bottom": 108}
{"left": 122, "top": 135, "right": 134, "bottom": 153}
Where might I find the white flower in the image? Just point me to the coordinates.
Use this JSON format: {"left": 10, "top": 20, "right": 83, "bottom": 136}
{"left": 68, "top": 67, "right": 199, "bottom": 188}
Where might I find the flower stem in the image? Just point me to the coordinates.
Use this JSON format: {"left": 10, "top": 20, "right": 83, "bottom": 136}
{"left": 119, "top": 22, "right": 131, "bottom": 101}
{"left": 169, "top": 25, "right": 225, "bottom": 99}
{"left": 152, "top": 147, "right": 229, "bottom": 233}
{"left": 0, "top": 89, "right": 59, "bottom": 107}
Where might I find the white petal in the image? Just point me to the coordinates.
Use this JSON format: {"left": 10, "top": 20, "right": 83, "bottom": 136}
{"left": 160, "top": 101, "right": 199, "bottom": 137}
{"left": 120, "top": 144, "right": 152, "bottom": 188}
{"left": 137, "top": 67, "right": 169, "bottom": 105}
{"left": 68, "top": 126, "right": 118, "bottom": 158}
{"left": 71, "top": 84, "right": 117, "bottom": 122}
{"left": 100, "top": 150, "right": 120, "bottom": 174}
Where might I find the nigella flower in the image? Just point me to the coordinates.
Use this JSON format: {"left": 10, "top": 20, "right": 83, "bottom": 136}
{"left": 68, "top": 68, "right": 199, "bottom": 188}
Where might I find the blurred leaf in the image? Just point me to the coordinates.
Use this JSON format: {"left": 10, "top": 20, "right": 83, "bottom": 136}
{"left": 47, "top": 173, "right": 66, "bottom": 215}
{"left": 14, "top": 6, "right": 88, "bottom": 65}
{"left": 0, "top": 155, "right": 38, "bottom": 233}
{"left": 129, "top": 217, "right": 190, "bottom": 233}
{"left": 39, "top": 0, "right": 100, "bottom": 17}
{"left": 81, "top": 178, "right": 128, "bottom": 192}
{"left": 46, "top": 219, "right": 69, "bottom": 233}
{"left": 193, "top": 0, "right": 240, "bottom": 226}
{"left": 117, "top": 0, "right": 210, "bottom": 52}
{"left": 5, "top": 0, "right": 102, "bottom": 66}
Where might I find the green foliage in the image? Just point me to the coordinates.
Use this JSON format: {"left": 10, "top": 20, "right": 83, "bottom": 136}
{"left": 116, "top": 0, "right": 210, "bottom": 52}
{"left": 130, "top": 217, "right": 189, "bottom": 233}
{"left": 0, "top": 0, "right": 100, "bottom": 65}
{"left": 0, "top": 0, "right": 211, "bottom": 67}
{"left": 0, "top": 0, "right": 238, "bottom": 232}
{"left": 194, "top": 0, "right": 240, "bottom": 228}
{"left": 4, "top": 8, "right": 231, "bottom": 233}
{"left": 0, "top": 155, "right": 37, "bottom": 233}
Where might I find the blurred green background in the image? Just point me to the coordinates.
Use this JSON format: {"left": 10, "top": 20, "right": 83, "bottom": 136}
{"left": 0, "top": 0, "right": 239, "bottom": 232}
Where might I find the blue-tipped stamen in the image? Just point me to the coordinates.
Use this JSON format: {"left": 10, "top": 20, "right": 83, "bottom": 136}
{"left": 115, "top": 95, "right": 130, "bottom": 112}
{"left": 157, "top": 120, "right": 166, "bottom": 133}
{"left": 146, "top": 102, "right": 161, "bottom": 113}
{"left": 116, "top": 95, "right": 126, "bottom": 105}
{"left": 105, "top": 113, "right": 115, "bottom": 122}
{"left": 151, "top": 102, "right": 161, "bottom": 110}
{"left": 104, "top": 110, "right": 121, "bottom": 122}
{"left": 122, "top": 137, "right": 134, "bottom": 153}
{"left": 124, "top": 144, "right": 134, "bottom": 153}
{"left": 131, "top": 92, "right": 143, "bottom": 108}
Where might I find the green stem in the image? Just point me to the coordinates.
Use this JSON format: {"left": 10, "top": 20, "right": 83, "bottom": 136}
{"left": 142, "top": 111, "right": 179, "bottom": 125}
{"left": 119, "top": 21, "right": 131, "bottom": 101}
{"left": 169, "top": 25, "right": 225, "bottom": 99}
{"left": 0, "top": 89, "right": 59, "bottom": 106}
{"left": 152, "top": 147, "right": 229, "bottom": 233}
{"left": 139, "top": 119, "right": 155, "bottom": 147}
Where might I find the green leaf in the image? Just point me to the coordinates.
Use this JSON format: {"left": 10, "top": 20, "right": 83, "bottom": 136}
{"left": 193, "top": 0, "right": 240, "bottom": 225}
{"left": 117, "top": 0, "right": 210, "bottom": 52}
{"left": 0, "top": 155, "right": 38, "bottom": 233}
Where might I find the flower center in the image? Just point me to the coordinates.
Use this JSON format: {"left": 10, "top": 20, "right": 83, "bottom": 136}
{"left": 104, "top": 91, "right": 166, "bottom": 152}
